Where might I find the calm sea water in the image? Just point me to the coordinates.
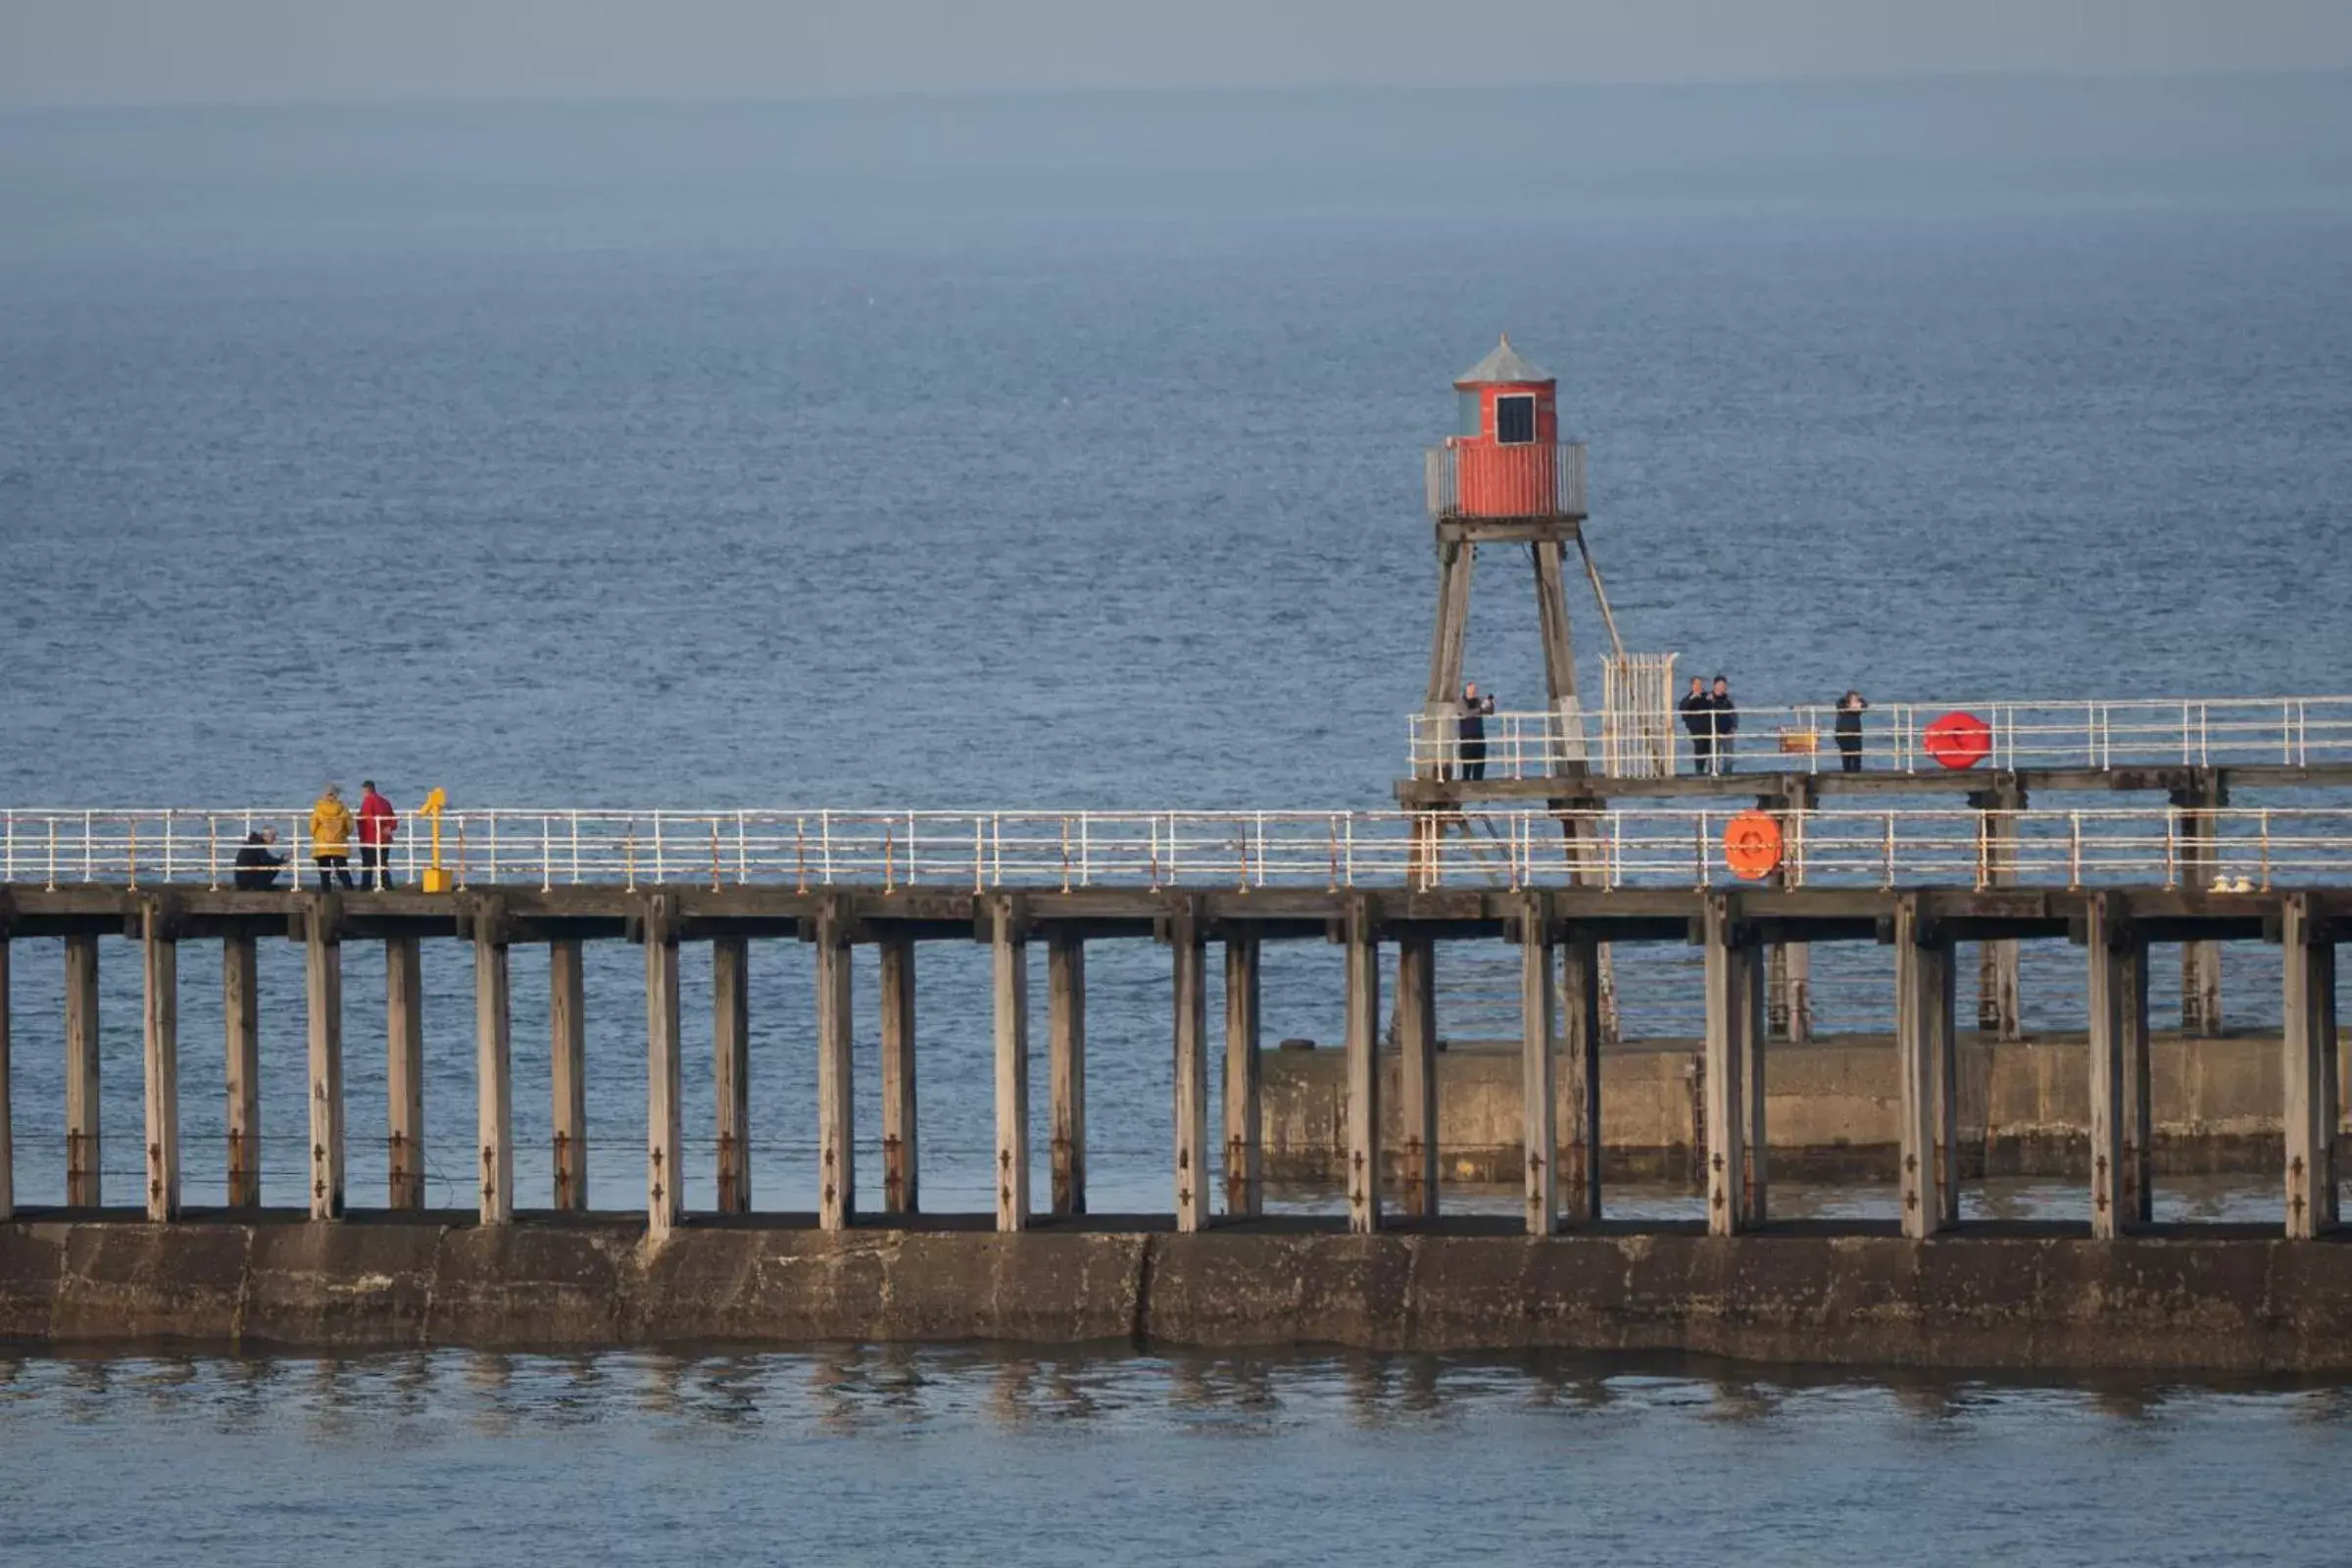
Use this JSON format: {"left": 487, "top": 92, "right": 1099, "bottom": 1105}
{"left": 5, "top": 80, "right": 2352, "bottom": 1560}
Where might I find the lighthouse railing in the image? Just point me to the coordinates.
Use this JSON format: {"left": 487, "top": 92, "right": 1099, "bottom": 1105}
{"left": 1424, "top": 441, "right": 1587, "bottom": 519}
{"left": 1406, "top": 695, "right": 2352, "bottom": 779}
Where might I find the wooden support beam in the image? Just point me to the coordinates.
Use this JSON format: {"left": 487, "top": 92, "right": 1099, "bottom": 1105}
{"left": 385, "top": 935, "right": 424, "bottom": 1210}
{"left": 1395, "top": 933, "right": 1439, "bottom": 1221}
{"left": 1768, "top": 941, "right": 1814, "bottom": 1042}
{"left": 1221, "top": 936, "right": 1261, "bottom": 1219}
{"left": 1048, "top": 934, "right": 1084, "bottom": 1217}
{"left": 2118, "top": 937, "right": 2153, "bottom": 1230}
{"left": 0, "top": 939, "right": 11, "bottom": 1221}
{"left": 815, "top": 910, "right": 855, "bottom": 1231}
{"left": 1521, "top": 905, "right": 1556, "bottom": 1237}
{"left": 1560, "top": 935, "right": 1603, "bottom": 1226}
{"left": 881, "top": 936, "right": 918, "bottom": 1215}
{"left": 2283, "top": 893, "right": 2339, "bottom": 1240}
{"left": 222, "top": 935, "right": 259, "bottom": 1208}
{"left": 992, "top": 898, "right": 1030, "bottom": 1233}
{"left": 1894, "top": 896, "right": 1956, "bottom": 1238}
{"left": 1977, "top": 805, "right": 2023, "bottom": 1041}
{"left": 2180, "top": 798, "right": 2225, "bottom": 1034}
{"left": 549, "top": 939, "right": 587, "bottom": 1211}
{"left": 65, "top": 933, "right": 99, "bottom": 1207}
{"left": 1344, "top": 902, "right": 1382, "bottom": 1235}
{"left": 141, "top": 905, "right": 179, "bottom": 1222}
{"left": 1702, "top": 895, "right": 1766, "bottom": 1235}
{"left": 2084, "top": 892, "right": 2148, "bottom": 1239}
{"left": 473, "top": 924, "right": 512, "bottom": 1226}
{"left": 1171, "top": 910, "right": 1209, "bottom": 1234}
{"left": 645, "top": 897, "right": 682, "bottom": 1241}
{"left": 305, "top": 907, "right": 345, "bottom": 1221}
{"left": 712, "top": 935, "right": 751, "bottom": 1215}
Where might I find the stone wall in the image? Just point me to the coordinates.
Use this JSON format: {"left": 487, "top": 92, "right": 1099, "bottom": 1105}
{"left": 8, "top": 1217, "right": 2352, "bottom": 1372}
{"left": 1263, "top": 1033, "right": 2315, "bottom": 1183}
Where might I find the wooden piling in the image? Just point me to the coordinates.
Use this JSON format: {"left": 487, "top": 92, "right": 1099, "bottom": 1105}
{"left": 386, "top": 935, "right": 425, "bottom": 1210}
{"left": 992, "top": 897, "right": 1030, "bottom": 1232}
{"left": 0, "top": 939, "right": 11, "bottom": 1222}
{"left": 141, "top": 903, "right": 179, "bottom": 1222}
{"left": 1048, "top": 934, "right": 1084, "bottom": 1216}
{"left": 1171, "top": 906, "right": 1209, "bottom": 1234}
{"left": 65, "top": 933, "right": 99, "bottom": 1207}
{"left": 816, "top": 910, "right": 855, "bottom": 1231}
{"left": 222, "top": 935, "right": 259, "bottom": 1208}
{"left": 1560, "top": 934, "right": 1603, "bottom": 1226}
{"left": 645, "top": 897, "right": 682, "bottom": 1241}
{"left": 2084, "top": 892, "right": 2148, "bottom": 1239}
{"left": 1976, "top": 794, "right": 2024, "bottom": 1041}
{"left": 549, "top": 939, "right": 587, "bottom": 1211}
{"left": 712, "top": 936, "right": 751, "bottom": 1215}
{"left": 2179, "top": 783, "right": 2226, "bottom": 1034}
{"left": 1894, "top": 896, "right": 1955, "bottom": 1238}
{"left": 473, "top": 916, "right": 513, "bottom": 1226}
{"left": 2118, "top": 936, "right": 2153, "bottom": 1229}
{"left": 305, "top": 905, "right": 345, "bottom": 1221}
{"left": 1395, "top": 933, "right": 1439, "bottom": 1221}
{"left": 881, "top": 935, "right": 919, "bottom": 1215}
{"left": 1702, "top": 894, "right": 1766, "bottom": 1235}
{"left": 1221, "top": 936, "right": 1261, "bottom": 1219}
{"left": 1344, "top": 900, "right": 1382, "bottom": 1235}
{"left": 1520, "top": 899, "right": 1556, "bottom": 1237}
{"left": 2282, "top": 893, "right": 2338, "bottom": 1240}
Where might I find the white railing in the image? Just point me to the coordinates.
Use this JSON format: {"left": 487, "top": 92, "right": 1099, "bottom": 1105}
{"left": 1410, "top": 696, "right": 2352, "bottom": 780}
{"left": 5, "top": 805, "right": 2350, "bottom": 893}
{"left": 1424, "top": 441, "right": 1587, "bottom": 519}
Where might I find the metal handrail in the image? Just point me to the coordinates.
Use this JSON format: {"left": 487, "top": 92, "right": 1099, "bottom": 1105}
{"left": 1423, "top": 441, "right": 1587, "bottom": 518}
{"left": 0, "top": 803, "right": 2334, "bottom": 892}
{"left": 1409, "top": 696, "right": 2352, "bottom": 779}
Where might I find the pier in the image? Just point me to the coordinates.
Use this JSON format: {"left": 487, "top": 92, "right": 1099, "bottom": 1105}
{"left": 3, "top": 805, "right": 2352, "bottom": 1369}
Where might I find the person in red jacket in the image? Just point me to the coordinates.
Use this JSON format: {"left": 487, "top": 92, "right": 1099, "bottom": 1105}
{"left": 358, "top": 780, "right": 400, "bottom": 890}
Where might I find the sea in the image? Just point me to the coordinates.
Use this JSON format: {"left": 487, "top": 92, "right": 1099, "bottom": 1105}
{"left": 4, "top": 75, "right": 2352, "bottom": 1562}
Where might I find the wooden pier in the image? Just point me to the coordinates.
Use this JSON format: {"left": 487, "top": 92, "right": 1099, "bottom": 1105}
{"left": 1, "top": 879, "right": 2343, "bottom": 1247}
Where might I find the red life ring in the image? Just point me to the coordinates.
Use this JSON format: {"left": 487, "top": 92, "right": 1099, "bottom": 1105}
{"left": 1923, "top": 711, "right": 1993, "bottom": 770}
{"left": 1723, "top": 810, "right": 1784, "bottom": 881}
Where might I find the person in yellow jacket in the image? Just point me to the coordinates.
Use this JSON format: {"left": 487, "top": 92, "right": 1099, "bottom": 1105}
{"left": 310, "top": 784, "right": 357, "bottom": 891}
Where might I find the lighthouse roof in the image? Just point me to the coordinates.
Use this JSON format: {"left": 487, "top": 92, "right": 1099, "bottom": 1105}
{"left": 1454, "top": 334, "right": 1551, "bottom": 386}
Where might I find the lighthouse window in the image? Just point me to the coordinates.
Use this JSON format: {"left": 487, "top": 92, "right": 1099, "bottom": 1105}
{"left": 1494, "top": 394, "right": 1537, "bottom": 445}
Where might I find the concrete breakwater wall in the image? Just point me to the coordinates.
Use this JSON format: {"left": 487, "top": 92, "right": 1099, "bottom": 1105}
{"left": 1262, "top": 1032, "right": 2328, "bottom": 1183}
{"left": 10, "top": 1216, "right": 2352, "bottom": 1372}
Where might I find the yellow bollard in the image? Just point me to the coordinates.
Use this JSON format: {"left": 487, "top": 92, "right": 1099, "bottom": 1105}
{"left": 417, "top": 788, "right": 454, "bottom": 894}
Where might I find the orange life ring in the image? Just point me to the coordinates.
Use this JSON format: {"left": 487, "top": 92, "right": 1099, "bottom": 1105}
{"left": 1723, "top": 809, "right": 1784, "bottom": 881}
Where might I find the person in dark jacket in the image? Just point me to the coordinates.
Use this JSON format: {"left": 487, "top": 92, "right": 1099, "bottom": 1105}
{"left": 233, "top": 828, "right": 285, "bottom": 891}
{"left": 1835, "top": 690, "right": 1869, "bottom": 773}
{"left": 1677, "top": 676, "right": 1713, "bottom": 776}
{"left": 1458, "top": 681, "right": 1494, "bottom": 781}
{"left": 1709, "top": 675, "right": 1739, "bottom": 774}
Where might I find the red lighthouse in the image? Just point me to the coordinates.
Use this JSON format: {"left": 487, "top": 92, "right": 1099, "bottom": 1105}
{"left": 1430, "top": 334, "right": 1584, "bottom": 519}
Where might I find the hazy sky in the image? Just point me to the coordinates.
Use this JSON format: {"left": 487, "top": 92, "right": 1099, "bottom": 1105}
{"left": 6, "top": 0, "right": 2352, "bottom": 109}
